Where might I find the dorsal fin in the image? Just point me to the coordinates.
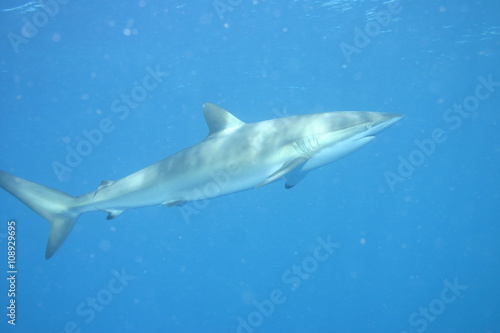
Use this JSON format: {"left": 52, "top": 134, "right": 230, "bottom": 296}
{"left": 203, "top": 103, "right": 245, "bottom": 137}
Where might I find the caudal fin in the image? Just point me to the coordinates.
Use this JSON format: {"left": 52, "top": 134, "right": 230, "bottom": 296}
{"left": 0, "top": 170, "right": 80, "bottom": 259}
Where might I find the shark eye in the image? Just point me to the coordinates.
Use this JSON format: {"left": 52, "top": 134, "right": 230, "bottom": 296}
{"left": 365, "top": 122, "right": 373, "bottom": 129}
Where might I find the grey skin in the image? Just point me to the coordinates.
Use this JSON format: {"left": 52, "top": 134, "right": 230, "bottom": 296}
{"left": 0, "top": 103, "right": 403, "bottom": 259}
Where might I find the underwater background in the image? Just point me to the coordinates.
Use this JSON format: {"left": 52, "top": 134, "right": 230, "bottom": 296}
{"left": 0, "top": 0, "right": 499, "bottom": 332}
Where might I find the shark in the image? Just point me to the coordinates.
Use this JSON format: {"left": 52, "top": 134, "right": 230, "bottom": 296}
{"left": 0, "top": 103, "right": 403, "bottom": 259}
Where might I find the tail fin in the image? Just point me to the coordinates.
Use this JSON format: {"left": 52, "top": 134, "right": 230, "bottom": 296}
{"left": 0, "top": 170, "right": 80, "bottom": 259}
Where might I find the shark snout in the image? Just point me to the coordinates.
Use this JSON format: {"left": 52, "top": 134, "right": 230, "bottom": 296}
{"left": 362, "top": 112, "right": 404, "bottom": 136}
{"left": 375, "top": 113, "right": 404, "bottom": 129}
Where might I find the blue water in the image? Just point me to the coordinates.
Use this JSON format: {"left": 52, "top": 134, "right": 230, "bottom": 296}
{"left": 1, "top": 0, "right": 499, "bottom": 332}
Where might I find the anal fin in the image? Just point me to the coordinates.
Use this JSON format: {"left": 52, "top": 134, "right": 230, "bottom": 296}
{"left": 105, "top": 209, "right": 123, "bottom": 220}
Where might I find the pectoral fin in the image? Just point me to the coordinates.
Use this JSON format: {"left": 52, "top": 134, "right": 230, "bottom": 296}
{"left": 163, "top": 200, "right": 186, "bottom": 207}
{"left": 285, "top": 169, "right": 309, "bottom": 189}
{"left": 256, "top": 156, "right": 309, "bottom": 188}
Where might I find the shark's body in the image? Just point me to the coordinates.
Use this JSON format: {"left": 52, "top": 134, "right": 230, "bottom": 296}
{"left": 0, "top": 103, "right": 403, "bottom": 259}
